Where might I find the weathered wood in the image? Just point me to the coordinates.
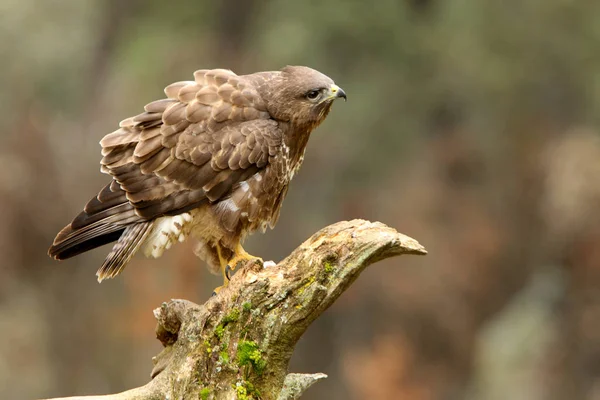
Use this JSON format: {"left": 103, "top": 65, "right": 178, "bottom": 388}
{"left": 42, "top": 219, "right": 426, "bottom": 400}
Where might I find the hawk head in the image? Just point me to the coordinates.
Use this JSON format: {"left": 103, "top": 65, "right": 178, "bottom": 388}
{"left": 262, "top": 66, "right": 346, "bottom": 130}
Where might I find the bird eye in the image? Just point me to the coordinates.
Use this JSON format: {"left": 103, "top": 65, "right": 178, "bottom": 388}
{"left": 306, "top": 90, "right": 320, "bottom": 100}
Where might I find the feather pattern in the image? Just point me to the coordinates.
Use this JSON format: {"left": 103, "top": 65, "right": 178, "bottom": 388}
{"left": 96, "top": 222, "right": 153, "bottom": 281}
{"left": 49, "top": 66, "right": 343, "bottom": 278}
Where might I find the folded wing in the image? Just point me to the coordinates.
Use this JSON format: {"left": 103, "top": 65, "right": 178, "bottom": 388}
{"left": 49, "top": 69, "right": 283, "bottom": 279}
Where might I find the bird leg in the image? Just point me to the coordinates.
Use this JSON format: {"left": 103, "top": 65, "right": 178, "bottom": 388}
{"left": 212, "top": 243, "right": 231, "bottom": 296}
{"left": 225, "top": 243, "right": 262, "bottom": 280}
{"left": 212, "top": 243, "right": 262, "bottom": 296}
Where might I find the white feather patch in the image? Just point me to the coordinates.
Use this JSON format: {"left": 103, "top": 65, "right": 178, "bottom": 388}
{"left": 216, "top": 198, "right": 239, "bottom": 213}
{"left": 143, "top": 213, "right": 192, "bottom": 258}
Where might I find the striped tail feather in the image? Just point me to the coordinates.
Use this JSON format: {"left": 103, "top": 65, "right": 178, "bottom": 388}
{"left": 48, "top": 181, "right": 145, "bottom": 276}
{"left": 96, "top": 221, "right": 154, "bottom": 282}
{"left": 48, "top": 221, "right": 127, "bottom": 260}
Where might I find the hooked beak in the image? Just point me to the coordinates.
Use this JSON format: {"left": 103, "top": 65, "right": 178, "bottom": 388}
{"left": 327, "top": 84, "right": 347, "bottom": 102}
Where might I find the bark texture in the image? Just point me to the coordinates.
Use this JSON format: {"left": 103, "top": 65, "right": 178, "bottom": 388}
{"left": 42, "top": 219, "right": 426, "bottom": 400}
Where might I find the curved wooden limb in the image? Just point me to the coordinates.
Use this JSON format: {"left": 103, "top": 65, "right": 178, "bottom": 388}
{"left": 42, "top": 219, "right": 426, "bottom": 400}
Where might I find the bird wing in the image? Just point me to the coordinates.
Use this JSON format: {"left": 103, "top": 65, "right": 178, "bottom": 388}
{"left": 101, "top": 68, "right": 280, "bottom": 215}
{"left": 49, "top": 69, "right": 283, "bottom": 261}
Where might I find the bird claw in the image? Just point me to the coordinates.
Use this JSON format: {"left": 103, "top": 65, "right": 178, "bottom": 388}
{"left": 225, "top": 264, "right": 234, "bottom": 280}
{"left": 226, "top": 253, "right": 263, "bottom": 280}
{"left": 212, "top": 286, "right": 224, "bottom": 297}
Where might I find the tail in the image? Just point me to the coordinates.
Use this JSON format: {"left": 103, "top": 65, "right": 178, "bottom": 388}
{"left": 48, "top": 180, "right": 152, "bottom": 281}
{"left": 95, "top": 222, "right": 153, "bottom": 281}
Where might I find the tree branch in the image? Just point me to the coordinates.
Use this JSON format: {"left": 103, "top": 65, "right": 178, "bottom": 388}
{"left": 42, "top": 219, "right": 426, "bottom": 400}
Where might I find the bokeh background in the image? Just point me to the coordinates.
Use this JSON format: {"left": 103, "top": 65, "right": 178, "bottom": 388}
{"left": 2, "top": 1, "right": 600, "bottom": 399}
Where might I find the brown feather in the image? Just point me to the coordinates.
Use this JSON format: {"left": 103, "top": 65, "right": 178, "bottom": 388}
{"left": 193, "top": 69, "right": 210, "bottom": 84}
{"left": 133, "top": 134, "right": 163, "bottom": 160}
{"left": 189, "top": 148, "right": 212, "bottom": 166}
{"left": 231, "top": 92, "right": 251, "bottom": 108}
{"left": 212, "top": 102, "right": 232, "bottom": 122}
{"left": 50, "top": 66, "right": 343, "bottom": 282}
{"left": 100, "top": 128, "right": 138, "bottom": 148}
{"left": 119, "top": 117, "right": 136, "bottom": 128}
{"left": 126, "top": 181, "right": 180, "bottom": 203}
{"left": 48, "top": 182, "right": 139, "bottom": 260}
{"left": 139, "top": 148, "right": 171, "bottom": 174}
{"left": 101, "top": 145, "right": 134, "bottom": 167}
{"left": 164, "top": 81, "right": 193, "bottom": 99}
{"left": 196, "top": 87, "right": 220, "bottom": 105}
{"left": 96, "top": 222, "right": 153, "bottom": 281}
{"left": 144, "top": 98, "right": 177, "bottom": 113}
{"left": 163, "top": 102, "right": 187, "bottom": 125}
{"left": 139, "top": 126, "right": 161, "bottom": 141}
{"left": 133, "top": 112, "right": 161, "bottom": 124}
{"left": 178, "top": 83, "right": 201, "bottom": 103}
{"left": 217, "top": 84, "right": 235, "bottom": 101}
{"left": 185, "top": 101, "right": 211, "bottom": 123}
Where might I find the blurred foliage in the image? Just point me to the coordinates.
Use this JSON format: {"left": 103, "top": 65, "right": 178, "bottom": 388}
{"left": 2, "top": 1, "right": 600, "bottom": 399}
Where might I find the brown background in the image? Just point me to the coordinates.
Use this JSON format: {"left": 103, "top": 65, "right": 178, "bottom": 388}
{"left": 2, "top": 1, "right": 600, "bottom": 399}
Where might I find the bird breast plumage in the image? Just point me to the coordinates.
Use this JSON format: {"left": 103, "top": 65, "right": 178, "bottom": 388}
{"left": 142, "top": 158, "right": 295, "bottom": 260}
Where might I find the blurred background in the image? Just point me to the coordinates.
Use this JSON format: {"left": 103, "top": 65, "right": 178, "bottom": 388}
{"left": 2, "top": 0, "right": 600, "bottom": 399}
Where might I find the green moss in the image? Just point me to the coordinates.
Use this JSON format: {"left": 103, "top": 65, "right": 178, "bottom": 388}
{"left": 214, "top": 309, "right": 240, "bottom": 340}
{"left": 219, "top": 350, "right": 230, "bottom": 364}
{"left": 203, "top": 340, "right": 212, "bottom": 354}
{"left": 242, "top": 302, "right": 252, "bottom": 312}
{"left": 235, "top": 385, "right": 249, "bottom": 400}
{"left": 199, "top": 387, "right": 210, "bottom": 400}
{"left": 237, "top": 340, "right": 266, "bottom": 375}
{"left": 223, "top": 308, "right": 240, "bottom": 324}
{"left": 324, "top": 260, "right": 335, "bottom": 274}
{"left": 297, "top": 275, "right": 316, "bottom": 295}
{"left": 233, "top": 380, "right": 261, "bottom": 400}
{"left": 215, "top": 324, "right": 225, "bottom": 340}
{"left": 244, "top": 381, "right": 260, "bottom": 398}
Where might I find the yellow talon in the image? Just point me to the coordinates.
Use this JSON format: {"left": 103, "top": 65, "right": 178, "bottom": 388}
{"left": 212, "top": 243, "right": 261, "bottom": 295}
{"left": 212, "top": 285, "right": 224, "bottom": 297}
{"left": 214, "top": 243, "right": 230, "bottom": 294}
{"left": 226, "top": 244, "right": 262, "bottom": 279}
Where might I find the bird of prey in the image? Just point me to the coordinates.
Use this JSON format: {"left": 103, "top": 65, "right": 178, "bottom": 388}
{"left": 48, "top": 66, "right": 346, "bottom": 292}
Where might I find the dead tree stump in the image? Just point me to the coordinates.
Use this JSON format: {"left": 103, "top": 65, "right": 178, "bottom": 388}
{"left": 43, "top": 219, "right": 426, "bottom": 400}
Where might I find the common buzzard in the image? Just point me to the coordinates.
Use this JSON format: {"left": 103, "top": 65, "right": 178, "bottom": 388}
{"left": 48, "top": 66, "right": 346, "bottom": 292}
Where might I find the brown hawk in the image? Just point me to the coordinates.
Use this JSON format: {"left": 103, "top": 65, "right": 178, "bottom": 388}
{"left": 48, "top": 66, "right": 346, "bottom": 292}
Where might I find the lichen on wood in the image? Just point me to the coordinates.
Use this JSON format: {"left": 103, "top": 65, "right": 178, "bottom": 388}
{"left": 42, "top": 219, "right": 426, "bottom": 400}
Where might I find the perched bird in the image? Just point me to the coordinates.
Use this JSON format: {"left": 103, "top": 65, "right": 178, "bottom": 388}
{"left": 48, "top": 66, "right": 346, "bottom": 293}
